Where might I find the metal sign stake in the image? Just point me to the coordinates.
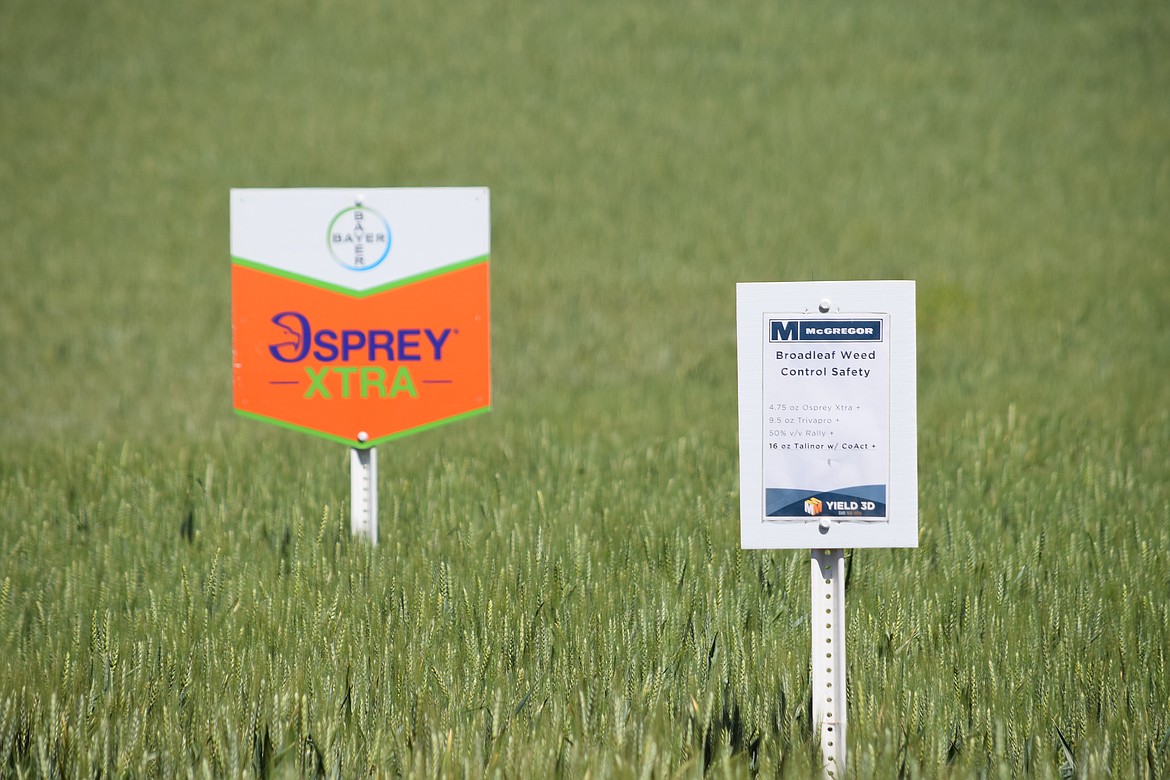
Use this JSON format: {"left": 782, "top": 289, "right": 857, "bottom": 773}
{"left": 350, "top": 437, "right": 377, "bottom": 545}
{"left": 812, "top": 548, "right": 847, "bottom": 778}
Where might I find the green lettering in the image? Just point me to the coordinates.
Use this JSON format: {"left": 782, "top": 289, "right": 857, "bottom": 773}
{"left": 304, "top": 366, "right": 332, "bottom": 399}
{"left": 389, "top": 366, "right": 418, "bottom": 398}
{"left": 332, "top": 366, "right": 358, "bottom": 398}
{"left": 360, "top": 366, "right": 387, "bottom": 398}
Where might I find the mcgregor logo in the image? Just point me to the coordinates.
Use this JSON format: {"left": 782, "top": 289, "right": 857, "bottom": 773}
{"left": 328, "top": 204, "right": 391, "bottom": 271}
{"left": 804, "top": 497, "right": 823, "bottom": 516}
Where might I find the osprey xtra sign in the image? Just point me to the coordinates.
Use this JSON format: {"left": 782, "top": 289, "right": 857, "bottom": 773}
{"left": 736, "top": 281, "right": 917, "bottom": 548}
{"left": 231, "top": 188, "right": 490, "bottom": 448}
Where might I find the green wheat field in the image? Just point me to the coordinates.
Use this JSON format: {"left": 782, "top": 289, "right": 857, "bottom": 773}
{"left": 2, "top": 0, "right": 1168, "bottom": 777}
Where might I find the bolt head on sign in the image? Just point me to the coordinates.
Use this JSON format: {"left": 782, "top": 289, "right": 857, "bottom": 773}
{"left": 231, "top": 188, "right": 491, "bottom": 448}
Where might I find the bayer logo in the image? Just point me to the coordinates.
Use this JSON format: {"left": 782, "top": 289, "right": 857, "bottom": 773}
{"left": 327, "top": 205, "right": 391, "bottom": 271}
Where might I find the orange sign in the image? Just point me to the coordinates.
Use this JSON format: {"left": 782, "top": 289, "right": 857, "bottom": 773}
{"left": 231, "top": 189, "right": 490, "bottom": 447}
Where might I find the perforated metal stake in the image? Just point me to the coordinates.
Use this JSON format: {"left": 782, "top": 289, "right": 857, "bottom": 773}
{"left": 350, "top": 446, "right": 378, "bottom": 545}
{"left": 811, "top": 548, "right": 847, "bottom": 778}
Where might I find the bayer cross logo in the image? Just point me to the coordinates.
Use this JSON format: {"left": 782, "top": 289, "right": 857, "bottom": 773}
{"left": 328, "top": 204, "right": 391, "bottom": 271}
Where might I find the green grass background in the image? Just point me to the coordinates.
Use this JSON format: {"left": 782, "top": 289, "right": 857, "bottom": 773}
{"left": 2, "top": 0, "right": 1168, "bottom": 776}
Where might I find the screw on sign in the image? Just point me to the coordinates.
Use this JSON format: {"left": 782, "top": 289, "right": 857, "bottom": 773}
{"left": 736, "top": 281, "right": 918, "bottom": 777}
{"left": 231, "top": 188, "right": 491, "bottom": 544}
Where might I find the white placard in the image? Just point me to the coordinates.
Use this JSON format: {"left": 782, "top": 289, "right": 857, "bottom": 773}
{"left": 737, "top": 282, "right": 917, "bottom": 548}
{"left": 230, "top": 188, "right": 489, "bottom": 293}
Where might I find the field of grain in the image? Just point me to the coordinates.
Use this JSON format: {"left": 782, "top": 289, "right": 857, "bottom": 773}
{"left": 2, "top": 0, "right": 1168, "bottom": 776}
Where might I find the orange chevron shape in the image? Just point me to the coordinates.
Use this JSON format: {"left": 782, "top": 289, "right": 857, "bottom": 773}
{"left": 232, "top": 260, "right": 490, "bottom": 447}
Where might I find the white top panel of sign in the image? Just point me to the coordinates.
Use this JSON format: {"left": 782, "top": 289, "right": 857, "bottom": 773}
{"left": 230, "top": 188, "right": 490, "bottom": 292}
{"left": 736, "top": 281, "right": 918, "bottom": 549}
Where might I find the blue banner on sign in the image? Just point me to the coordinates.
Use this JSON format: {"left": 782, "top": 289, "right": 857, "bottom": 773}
{"left": 768, "top": 320, "right": 883, "bottom": 342}
{"left": 765, "top": 484, "right": 887, "bottom": 518}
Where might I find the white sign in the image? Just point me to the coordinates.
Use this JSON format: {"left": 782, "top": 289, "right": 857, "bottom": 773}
{"left": 231, "top": 188, "right": 489, "bottom": 294}
{"left": 737, "top": 282, "right": 917, "bottom": 548}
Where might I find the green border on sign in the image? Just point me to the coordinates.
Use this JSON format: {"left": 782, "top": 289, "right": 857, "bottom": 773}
{"left": 232, "top": 254, "right": 489, "bottom": 297}
{"left": 234, "top": 406, "right": 491, "bottom": 448}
